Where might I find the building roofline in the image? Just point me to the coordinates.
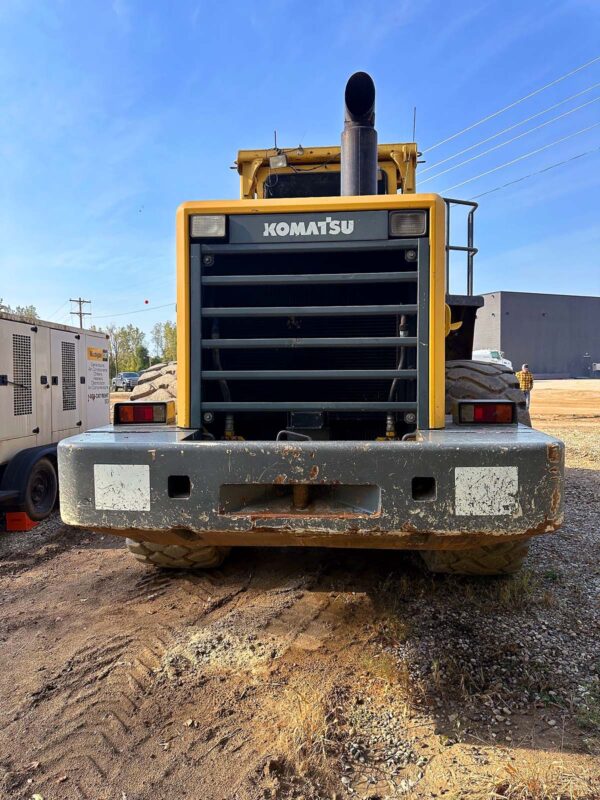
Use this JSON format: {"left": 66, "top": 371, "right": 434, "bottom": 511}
{"left": 480, "top": 290, "right": 600, "bottom": 301}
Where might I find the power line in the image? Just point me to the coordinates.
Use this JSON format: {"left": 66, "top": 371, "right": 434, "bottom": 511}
{"left": 469, "top": 144, "right": 600, "bottom": 199}
{"left": 441, "top": 121, "right": 600, "bottom": 193}
{"left": 421, "top": 95, "right": 600, "bottom": 183}
{"left": 70, "top": 297, "right": 91, "bottom": 328}
{"left": 48, "top": 299, "right": 69, "bottom": 320}
{"left": 92, "top": 301, "right": 175, "bottom": 320}
{"left": 419, "top": 81, "right": 600, "bottom": 174}
{"left": 423, "top": 54, "right": 600, "bottom": 153}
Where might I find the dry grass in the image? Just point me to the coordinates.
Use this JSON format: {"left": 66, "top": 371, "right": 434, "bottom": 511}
{"left": 371, "top": 573, "right": 417, "bottom": 648}
{"left": 361, "top": 650, "right": 414, "bottom": 693}
{"left": 378, "top": 614, "right": 413, "bottom": 645}
{"left": 493, "top": 570, "right": 539, "bottom": 610}
{"left": 429, "top": 652, "right": 488, "bottom": 701}
{"left": 488, "top": 760, "right": 600, "bottom": 799}
{"left": 361, "top": 650, "right": 400, "bottom": 684}
{"left": 360, "top": 648, "right": 424, "bottom": 721}
{"left": 438, "top": 569, "right": 542, "bottom": 617}
{"left": 274, "top": 685, "right": 335, "bottom": 781}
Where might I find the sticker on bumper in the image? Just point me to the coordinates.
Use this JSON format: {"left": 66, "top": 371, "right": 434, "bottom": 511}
{"left": 94, "top": 464, "right": 150, "bottom": 511}
{"left": 455, "top": 466, "right": 518, "bottom": 516}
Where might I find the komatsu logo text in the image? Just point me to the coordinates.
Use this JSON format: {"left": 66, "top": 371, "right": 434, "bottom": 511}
{"left": 263, "top": 217, "right": 355, "bottom": 237}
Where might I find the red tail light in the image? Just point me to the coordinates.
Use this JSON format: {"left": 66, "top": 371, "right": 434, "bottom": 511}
{"left": 114, "top": 401, "right": 175, "bottom": 425}
{"left": 455, "top": 400, "right": 516, "bottom": 425}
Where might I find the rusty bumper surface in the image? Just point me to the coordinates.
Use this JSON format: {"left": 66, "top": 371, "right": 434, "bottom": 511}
{"left": 58, "top": 424, "right": 564, "bottom": 550}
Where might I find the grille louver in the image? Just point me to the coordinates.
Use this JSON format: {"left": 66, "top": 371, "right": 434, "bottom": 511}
{"left": 61, "top": 340, "right": 77, "bottom": 411}
{"left": 191, "top": 236, "right": 429, "bottom": 437}
{"left": 12, "top": 334, "right": 32, "bottom": 416}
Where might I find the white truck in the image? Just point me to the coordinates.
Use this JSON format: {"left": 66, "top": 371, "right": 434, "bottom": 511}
{"left": 0, "top": 312, "right": 109, "bottom": 521}
{"left": 472, "top": 349, "right": 513, "bottom": 371}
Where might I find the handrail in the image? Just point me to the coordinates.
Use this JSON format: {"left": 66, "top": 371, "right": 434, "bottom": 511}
{"left": 444, "top": 198, "right": 478, "bottom": 295}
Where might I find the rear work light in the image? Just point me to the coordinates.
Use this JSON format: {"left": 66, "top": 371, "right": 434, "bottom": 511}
{"left": 389, "top": 210, "right": 427, "bottom": 237}
{"left": 114, "top": 401, "right": 176, "bottom": 425}
{"left": 454, "top": 400, "right": 517, "bottom": 425}
{"left": 190, "top": 214, "right": 226, "bottom": 238}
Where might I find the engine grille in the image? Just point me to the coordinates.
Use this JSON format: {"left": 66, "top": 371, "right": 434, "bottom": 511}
{"left": 190, "top": 238, "right": 429, "bottom": 438}
{"left": 12, "top": 333, "right": 33, "bottom": 416}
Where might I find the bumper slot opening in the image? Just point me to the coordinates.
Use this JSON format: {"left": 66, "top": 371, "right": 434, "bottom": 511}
{"left": 168, "top": 475, "right": 191, "bottom": 499}
{"left": 219, "top": 483, "right": 381, "bottom": 517}
{"left": 412, "top": 476, "right": 436, "bottom": 501}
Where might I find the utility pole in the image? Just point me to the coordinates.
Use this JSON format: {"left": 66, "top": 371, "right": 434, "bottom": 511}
{"left": 70, "top": 297, "right": 91, "bottom": 328}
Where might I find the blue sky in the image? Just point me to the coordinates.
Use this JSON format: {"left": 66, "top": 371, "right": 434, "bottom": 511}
{"left": 1, "top": 0, "right": 599, "bottom": 341}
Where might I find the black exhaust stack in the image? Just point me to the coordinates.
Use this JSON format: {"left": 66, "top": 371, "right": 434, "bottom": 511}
{"left": 341, "top": 71, "right": 378, "bottom": 196}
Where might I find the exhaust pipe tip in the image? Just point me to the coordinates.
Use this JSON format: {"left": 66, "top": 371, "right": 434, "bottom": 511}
{"left": 344, "top": 71, "right": 375, "bottom": 125}
{"left": 341, "top": 71, "right": 378, "bottom": 196}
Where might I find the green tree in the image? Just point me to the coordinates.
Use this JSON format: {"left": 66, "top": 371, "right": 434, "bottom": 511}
{"left": 135, "top": 344, "right": 150, "bottom": 372}
{"left": 149, "top": 320, "right": 176, "bottom": 362}
{"left": 105, "top": 324, "right": 121, "bottom": 379}
{"left": 0, "top": 298, "right": 39, "bottom": 319}
{"left": 151, "top": 322, "right": 165, "bottom": 360}
{"left": 106, "top": 324, "right": 147, "bottom": 378}
{"left": 117, "top": 324, "right": 146, "bottom": 372}
{"left": 163, "top": 320, "right": 177, "bottom": 361}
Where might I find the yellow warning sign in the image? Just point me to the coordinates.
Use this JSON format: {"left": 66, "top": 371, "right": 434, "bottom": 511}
{"left": 88, "top": 346, "right": 108, "bottom": 362}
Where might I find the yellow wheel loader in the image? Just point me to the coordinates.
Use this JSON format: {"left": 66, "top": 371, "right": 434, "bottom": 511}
{"left": 58, "top": 73, "right": 563, "bottom": 575}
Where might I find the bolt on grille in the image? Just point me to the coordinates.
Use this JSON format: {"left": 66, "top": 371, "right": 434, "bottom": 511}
{"left": 12, "top": 334, "right": 32, "bottom": 416}
{"left": 61, "top": 340, "right": 77, "bottom": 411}
{"left": 191, "top": 238, "right": 429, "bottom": 433}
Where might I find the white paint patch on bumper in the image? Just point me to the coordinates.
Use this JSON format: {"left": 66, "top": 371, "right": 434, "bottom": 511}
{"left": 93, "top": 464, "right": 151, "bottom": 511}
{"left": 455, "top": 466, "right": 518, "bottom": 516}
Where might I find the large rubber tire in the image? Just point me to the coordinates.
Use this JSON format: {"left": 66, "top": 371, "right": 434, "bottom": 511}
{"left": 126, "top": 538, "right": 230, "bottom": 569}
{"left": 445, "top": 359, "right": 531, "bottom": 426}
{"left": 130, "top": 362, "right": 177, "bottom": 403}
{"left": 419, "top": 360, "right": 532, "bottom": 575}
{"left": 23, "top": 457, "right": 58, "bottom": 521}
{"left": 128, "top": 365, "right": 224, "bottom": 570}
{"left": 420, "top": 540, "right": 530, "bottom": 575}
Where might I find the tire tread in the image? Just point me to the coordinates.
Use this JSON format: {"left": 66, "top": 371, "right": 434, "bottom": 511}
{"left": 125, "top": 538, "right": 229, "bottom": 570}
{"left": 445, "top": 359, "right": 531, "bottom": 425}
{"left": 420, "top": 541, "right": 530, "bottom": 575}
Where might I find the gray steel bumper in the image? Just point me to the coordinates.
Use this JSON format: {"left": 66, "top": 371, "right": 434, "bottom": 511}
{"left": 58, "top": 424, "right": 564, "bottom": 550}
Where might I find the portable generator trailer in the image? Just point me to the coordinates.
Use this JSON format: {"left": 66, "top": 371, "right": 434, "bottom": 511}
{"left": 58, "top": 72, "right": 564, "bottom": 575}
{"left": 0, "top": 312, "right": 109, "bottom": 522}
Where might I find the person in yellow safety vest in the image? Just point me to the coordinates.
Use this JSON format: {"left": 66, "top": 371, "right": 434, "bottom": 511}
{"left": 516, "top": 363, "right": 534, "bottom": 410}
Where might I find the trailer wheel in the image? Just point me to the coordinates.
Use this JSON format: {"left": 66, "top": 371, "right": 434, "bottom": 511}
{"left": 445, "top": 359, "right": 531, "bottom": 426}
{"left": 419, "top": 540, "right": 530, "bottom": 575}
{"left": 23, "top": 458, "right": 58, "bottom": 521}
{"left": 125, "top": 539, "right": 230, "bottom": 569}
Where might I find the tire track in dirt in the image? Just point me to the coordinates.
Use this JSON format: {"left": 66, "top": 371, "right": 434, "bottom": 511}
{"left": 7, "top": 608, "right": 184, "bottom": 796}
{"left": 120, "top": 554, "right": 346, "bottom": 797}
{"left": 3, "top": 541, "right": 373, "bottom": 799}
{"left": 5, "top": 552, "right": 270, "bottom": 798}
{"left": 125, "top": 559, "right": 255, "bottom": 611}
{"left": 23, "top": 633, "right": 141, "bottom": 794}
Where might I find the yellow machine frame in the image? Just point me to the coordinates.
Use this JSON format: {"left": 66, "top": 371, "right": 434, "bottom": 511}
{"left": 176, "top": 193, "right": 446, "bottom": 430}
{"left": 236, "top": 144, "right": 419, "bottom": 199}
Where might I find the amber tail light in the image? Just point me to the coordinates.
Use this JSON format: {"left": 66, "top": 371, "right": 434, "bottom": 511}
{"left": 114, "top": 401, "right": 175, "bottom": 425}
{"left": 454, "top": 400, "right": 517, "bottom": 425}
